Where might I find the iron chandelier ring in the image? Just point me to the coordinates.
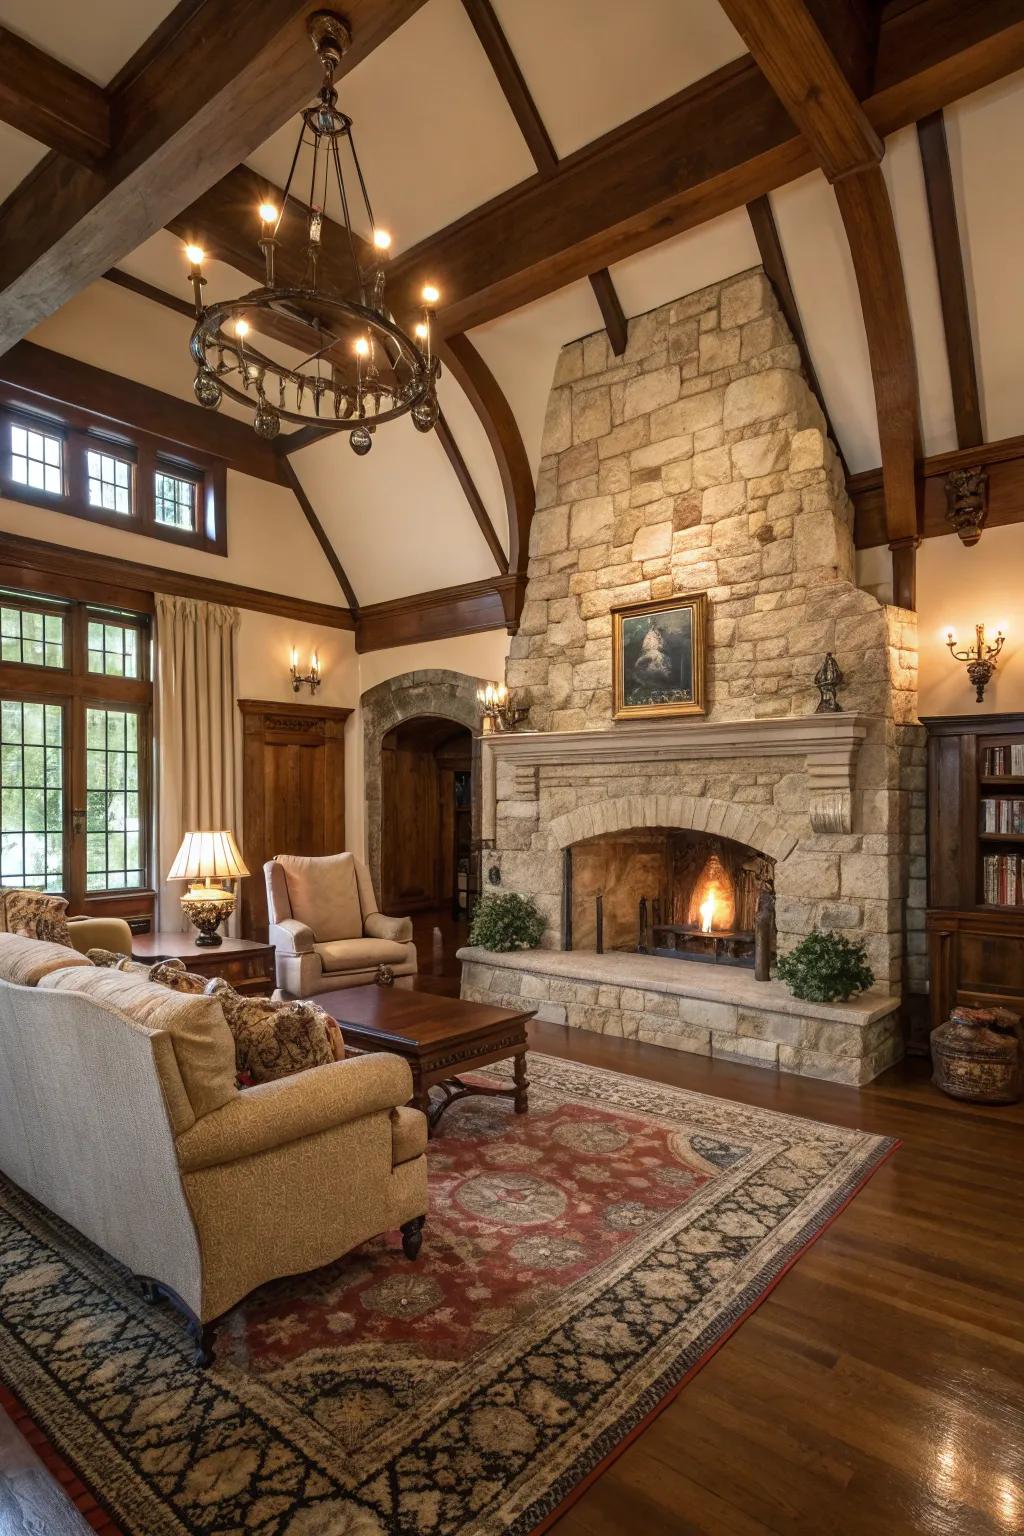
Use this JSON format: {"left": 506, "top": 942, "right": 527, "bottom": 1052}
{"left": 189, "top": 288, "right": 438, "bottom": 431}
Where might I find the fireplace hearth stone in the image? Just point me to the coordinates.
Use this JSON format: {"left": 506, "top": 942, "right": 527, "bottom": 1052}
{"left": 458, "top": 945, "right": 902, "bottom": 1086}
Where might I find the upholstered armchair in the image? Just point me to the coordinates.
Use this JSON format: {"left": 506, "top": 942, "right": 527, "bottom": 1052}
{"left": 265, "top": 852, "right": 417, "bottom": 998}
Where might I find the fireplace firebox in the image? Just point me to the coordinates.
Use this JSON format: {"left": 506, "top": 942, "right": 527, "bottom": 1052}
{"left": 562, "top": 829, "right": 775, "bottom": 973}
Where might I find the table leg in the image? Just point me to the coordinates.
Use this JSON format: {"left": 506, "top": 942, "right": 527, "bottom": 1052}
{"left": 513, "top": 1050, "right": 529, "bottom": 1114}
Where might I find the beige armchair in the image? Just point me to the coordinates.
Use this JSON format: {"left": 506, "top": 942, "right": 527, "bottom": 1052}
{"left": 266, "top": 852, "right": 417, "bottom": 998}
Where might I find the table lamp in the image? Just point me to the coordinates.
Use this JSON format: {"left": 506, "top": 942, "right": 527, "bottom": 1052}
{"left": 167, "top": 830, "right": 250, "bottom": 946}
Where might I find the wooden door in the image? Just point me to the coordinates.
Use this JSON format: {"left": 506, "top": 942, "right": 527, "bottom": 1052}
{"left": 381, "top": 739, "right": 440, "bottom": 911}
{"left": 238, "top": 699, "right": 351, "bottom": 940}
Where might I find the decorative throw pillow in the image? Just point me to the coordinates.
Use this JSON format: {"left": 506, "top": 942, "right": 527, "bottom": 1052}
{"left": 148, "top": 960, "right": 207, "bottom": 994}
{"left": 205, "top": 977, "right": 339, "bottom": 1084}
{"left": 4, "top": 890, "right": 72, "bottom": 948}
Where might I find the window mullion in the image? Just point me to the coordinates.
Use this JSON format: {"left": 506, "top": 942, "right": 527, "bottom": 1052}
{"left": 137, "top": 442, "right": 157, "bottom": 534}
{"left": 67, "top": 693, "right": 87, "bottom": 907}
{"left": 65, "top": 427, "right": 88, "bottom": 505}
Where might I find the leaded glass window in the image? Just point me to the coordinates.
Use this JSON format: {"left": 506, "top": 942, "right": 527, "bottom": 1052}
{"left": 0, "top": 604, "right": 64, "bottom": 668}
{"left": 85, "top": 707, "right": 143, "bottom": 891}
{"left": 87, "top": 618, "right": 140, "bottom": 678}
{"left": 10, "top": 423, "right": 62, "bottom": 496}
{"left": 154, "top": 470, "right": 197, "bottom": 531}
{"left": 86, "top": 449, "right": 132, "bottom": 515}
{"left": 0, "top": 699, "right": 64, "bottom": 891}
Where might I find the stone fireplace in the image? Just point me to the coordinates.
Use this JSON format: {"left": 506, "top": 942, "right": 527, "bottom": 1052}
{"left": 458, "top": 267, "right": 925, "bottom": 1085}
{"left": 565, "top": 826, "right": 770, "bottom": 968}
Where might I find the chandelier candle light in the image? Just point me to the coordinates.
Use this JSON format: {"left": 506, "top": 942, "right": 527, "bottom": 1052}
{"left": 945, "top": 622, "right": 1007, "bottom": 703}
{"left": 184, "top": 11, "right": 441, "bottom": 451}
{"left": 167, "top": 831, "right": 250, "bottom": 946}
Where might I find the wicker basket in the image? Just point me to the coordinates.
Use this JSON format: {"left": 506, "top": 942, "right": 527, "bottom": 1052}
{"left": 931, "top": 1006, "right": 1023, "bottom": 1104}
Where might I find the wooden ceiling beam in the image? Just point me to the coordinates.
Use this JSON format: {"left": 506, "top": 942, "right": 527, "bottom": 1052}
{"left": 0, "top": 339, "right": 286, "bottom": 484}
{"left": 460, "top": 0, "right": 628, "bottom": 356}
{"left": 0, "top": 27, "right": 111, "bottom": 164}
{"left": 377, "top": 0, "right": 1023, "bottom": 338}
{"left": 435, "top": 409, "right": 509, "bottom": 575}
{"left": 439, "top": 334, "right": 534, "bottom": 589}
{"left": 721, "top": 0, "right": 921, "bottom": 608}
{"left": 355, "top": 573, "right": 526, "bottom": 652}
{"left": 852, "top": 433, "right": 1024, "bottom": 549}
{"left": 0, "top": 0, "right": 426, "bottom": 353}
{"left": 916, "top": 110, "right": 984, "bottom": 450}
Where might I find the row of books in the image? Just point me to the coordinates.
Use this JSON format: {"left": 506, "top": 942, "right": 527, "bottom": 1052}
{"left": 982, "top": 743, "right": 1024, "bottom": 775}
{"left": 981, "top": 798, "right": 1024, "bottom": 834}
{"left": 982, "top": 854, "right": 1022, "bottom": 907}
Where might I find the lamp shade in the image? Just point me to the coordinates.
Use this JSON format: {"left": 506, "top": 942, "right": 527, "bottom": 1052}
{"left": 167, "top": 830, "right": 250, "bottom": 883}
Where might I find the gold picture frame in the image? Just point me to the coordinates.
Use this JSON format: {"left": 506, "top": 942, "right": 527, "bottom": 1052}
{"left": 611, "top": 592, "right": 708, "bottom": 720}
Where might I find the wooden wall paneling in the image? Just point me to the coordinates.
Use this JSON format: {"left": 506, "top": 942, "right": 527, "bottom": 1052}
{"left": 916, "top": 110, "right": 984, "bottom": 449}
{"left": 238, "top": 700, "right": 351, "bottom": 940}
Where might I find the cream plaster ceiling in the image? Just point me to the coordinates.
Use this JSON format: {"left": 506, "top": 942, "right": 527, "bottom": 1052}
{"left": 490, "top": 0, "right": 746, "bottom": 159}
{"left": 6, "top": 6, "right": 1024, "bottom": 615}
{"left": 0, "top": 119, "right": 46, "bottom": 203}
{"left": 0, "top": 0, "right": 179, "bottom": 85}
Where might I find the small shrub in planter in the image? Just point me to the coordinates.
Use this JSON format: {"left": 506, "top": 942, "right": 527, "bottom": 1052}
{"left": 776, "top": 929, "right": 874, "bottom": 1003}
{"left": 469, "top": 892, "right": 546, "bottom": 952}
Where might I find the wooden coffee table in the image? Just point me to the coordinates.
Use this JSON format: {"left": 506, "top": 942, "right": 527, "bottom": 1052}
{"left": 316, "top": 985, "right": 534, "bottom": 1134}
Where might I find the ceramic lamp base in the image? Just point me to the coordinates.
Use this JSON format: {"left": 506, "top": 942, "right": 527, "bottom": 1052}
{"left": 180, "top": 886, "right": 235, "bottom": 947}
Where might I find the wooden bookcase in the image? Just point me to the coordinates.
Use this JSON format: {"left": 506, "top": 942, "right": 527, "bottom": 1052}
{"left": 923, "top": 712, "right": 1024, "bottom": 1030}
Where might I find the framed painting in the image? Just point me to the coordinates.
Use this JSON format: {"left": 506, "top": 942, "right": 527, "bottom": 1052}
{"left": 611, "top": 592, "right": 707, "bottom": 720}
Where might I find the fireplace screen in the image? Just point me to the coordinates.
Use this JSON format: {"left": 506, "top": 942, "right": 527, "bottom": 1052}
{"left": 563, "top": 828, "right": 775, "bottom": 969}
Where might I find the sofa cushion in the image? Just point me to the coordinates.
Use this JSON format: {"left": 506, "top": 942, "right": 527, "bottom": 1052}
{"left": 0, "top": 890, "right": 72, "bottom": 947}
{"left": 206, "top": 978, "right": 339, "bottom": 1083}
{"left": 38, "top": 966, "right": 237, "bottom": 1120}
{"left": 277, "top": 853, "right": 362, "bottom": 942}
{"left": 315, "top": 936, "right": 409, "bottom": 972}
{"left": 0, "top": 932, "right": 93, "bottom": 986}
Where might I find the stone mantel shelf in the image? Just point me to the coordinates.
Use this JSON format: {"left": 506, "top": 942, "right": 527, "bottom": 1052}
{"left": 480, "top": 713, "right": 876, "bottom": 837}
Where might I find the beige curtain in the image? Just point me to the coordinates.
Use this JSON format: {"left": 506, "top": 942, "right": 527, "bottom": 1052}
{"left": 155, "top": 595, "right": 242, "bottom": 933}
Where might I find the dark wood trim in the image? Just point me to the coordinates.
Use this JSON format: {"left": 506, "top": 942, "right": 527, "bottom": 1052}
{"left": 435, "top": 410, "right": 508, "bottom": 575}
{"left": 102, "top": 268, "right": 195, "bottom": 321}
{"left": 916, "top": 110, "right": 984, "bottom": 450}
{"left": 355, "top": 574, "right": 526, "bottom": 653}
{"left": 0, "top": 341, "right": 285, "bottom": 486}
{"left": 459, "top": 0, "right": 558, "bottom": 173}
{"left": 438, "top": 336, "right": 534, "bottom": 580}
{"left": 0, "top": 1, "right": 427, "bottom": 350}
{"left": 278, "top": 458, "right": 360, "bottom": 613}
{"left": 0, "top": 27, "right": 110, "bottom": 164}
{"left": 237, "top": 698, "right": 353, "bottom": 723}
{"left": 0, "top": 529, "right": 355, "bottom": 630}
{"left": 378, "top": 1, "right": 1024, "bottom": 337}
{"left": 587, "top": 270, "right": 629, "bottom": 358}
{"left": 745, "top": 193, "right": 846, "bottom": 476}
{"left": 852, "top": 434, "right": 1024, "bottom": 549}
{"left": 278, "top": 422, "right": 334, "bottom": 457}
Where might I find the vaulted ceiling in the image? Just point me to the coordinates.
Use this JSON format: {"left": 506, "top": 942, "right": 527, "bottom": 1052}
{"left": 0, "top": 0, "right": 1022, "bottom": 627}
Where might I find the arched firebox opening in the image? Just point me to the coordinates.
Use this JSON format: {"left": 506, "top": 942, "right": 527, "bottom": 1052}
{"left": 563, "top": 828, "right": 775, "bottom": 971}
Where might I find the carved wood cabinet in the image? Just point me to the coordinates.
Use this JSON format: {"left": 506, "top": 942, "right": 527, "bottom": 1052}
{"left": 238, "top": 699, "right": 352, "bottom": 941}
{"left": 924, "top": 712, "right": 1024, "bottom": 1030}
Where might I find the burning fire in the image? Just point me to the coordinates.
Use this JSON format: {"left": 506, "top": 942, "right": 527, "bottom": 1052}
{"left": 699, "top": 890, "right": 717, "bottom": 933}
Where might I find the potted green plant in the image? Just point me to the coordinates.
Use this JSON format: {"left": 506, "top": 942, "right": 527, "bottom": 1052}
{"left": 469, "top": 892, "right": 546, "bottom": 952}
{"left": 776, "top": 929, "right": 874, "bottom": 1003}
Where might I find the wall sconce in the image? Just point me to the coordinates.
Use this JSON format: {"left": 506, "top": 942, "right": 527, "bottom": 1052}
{"left": 478, "top": 680, "right": 528, "bottom": 734}
{"left": 290, "top": 646, "right": 321, "bottom": 695}
{"left": 945, "top": 623, "right": 1006, "bottom": 702}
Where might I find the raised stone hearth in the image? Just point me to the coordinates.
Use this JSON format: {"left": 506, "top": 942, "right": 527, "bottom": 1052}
{"left": 458, "top": 946, "right": 903, "bottom": 1086}
{"left": 461, "top": 268, "right": 927, "bottom": 1086}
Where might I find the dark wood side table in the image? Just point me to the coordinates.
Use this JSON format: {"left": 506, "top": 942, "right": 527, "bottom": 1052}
{"left": 317, "top": 984, "right": 534, "bottom": 1134}
{"left": 131, "top": 933, "right": 276, "bottom": 995}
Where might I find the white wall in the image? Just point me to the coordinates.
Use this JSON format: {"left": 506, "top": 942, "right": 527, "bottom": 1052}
{"left": 916, "top": 524, "right": 1024, "bottom": 717}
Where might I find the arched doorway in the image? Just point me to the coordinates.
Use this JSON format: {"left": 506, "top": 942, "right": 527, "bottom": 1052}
{"left": 380, "top": 716, "right": 475, "bottom": 917}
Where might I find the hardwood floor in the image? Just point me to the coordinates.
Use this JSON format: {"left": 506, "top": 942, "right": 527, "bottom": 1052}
{"left": 2, "top": 923, "right": 1021, "bottom": 1535}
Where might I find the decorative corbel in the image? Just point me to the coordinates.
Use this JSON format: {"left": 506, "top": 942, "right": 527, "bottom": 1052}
{"left": 944, "top": 466, "right": 988, "bottom": 545}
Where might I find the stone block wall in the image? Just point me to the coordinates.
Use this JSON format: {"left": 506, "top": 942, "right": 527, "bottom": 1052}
{"left": 488, "top": 269, "right": 927, "bottom": 1001}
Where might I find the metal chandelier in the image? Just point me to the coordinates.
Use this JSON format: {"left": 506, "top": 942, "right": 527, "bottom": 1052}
{"left": 185, "top": 10, "right": 441, "bottom": 453}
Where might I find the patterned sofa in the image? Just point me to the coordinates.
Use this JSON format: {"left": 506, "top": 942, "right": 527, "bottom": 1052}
{"left": 0, "top": 931, "right": 428, "bottom": 1363}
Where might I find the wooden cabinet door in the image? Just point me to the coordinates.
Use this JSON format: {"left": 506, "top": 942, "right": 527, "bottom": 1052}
{"left": 238, "top": 699, "right": 351, "bottom": 940}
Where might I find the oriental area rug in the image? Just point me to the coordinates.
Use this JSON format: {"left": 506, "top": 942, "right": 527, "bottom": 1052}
{"left": 0, "top": 1053, "right": 895, "bottom": 1536}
